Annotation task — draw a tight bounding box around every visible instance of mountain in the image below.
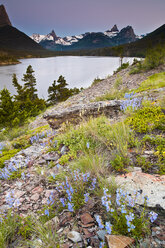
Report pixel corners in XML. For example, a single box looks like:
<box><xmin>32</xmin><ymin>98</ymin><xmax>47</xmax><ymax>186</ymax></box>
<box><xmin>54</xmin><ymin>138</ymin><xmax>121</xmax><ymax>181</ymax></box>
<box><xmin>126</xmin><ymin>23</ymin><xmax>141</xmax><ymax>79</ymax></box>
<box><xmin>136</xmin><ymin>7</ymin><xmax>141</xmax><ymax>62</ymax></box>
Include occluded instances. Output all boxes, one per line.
<box><xmin>67</xmin><ymin>24</ymin><xmax>165</xmax><ymax>57</ymax></box>
<box><xmin>31</xmin><ymin>25</ymin><xmax>139</xmax><ymax>51</ymax></box>
<box><xmin>0</xmin><ymin>4</ymin><xmax>12</xmax><ymax>27</ymax></box>
<box><xmin>0</xmin><ymin>5</ymin><xmax>53</xmax><ymax>57</ymax></box>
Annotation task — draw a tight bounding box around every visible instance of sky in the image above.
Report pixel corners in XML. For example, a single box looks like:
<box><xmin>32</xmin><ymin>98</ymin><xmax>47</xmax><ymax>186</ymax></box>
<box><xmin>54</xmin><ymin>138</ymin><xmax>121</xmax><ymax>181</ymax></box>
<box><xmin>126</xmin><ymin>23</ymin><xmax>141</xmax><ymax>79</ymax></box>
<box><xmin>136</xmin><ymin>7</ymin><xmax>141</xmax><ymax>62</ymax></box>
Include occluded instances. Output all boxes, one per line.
<box><xmin>1</xmin><ymin>0</ymin><xmax>165</xmax><ymax>37</ymax></box>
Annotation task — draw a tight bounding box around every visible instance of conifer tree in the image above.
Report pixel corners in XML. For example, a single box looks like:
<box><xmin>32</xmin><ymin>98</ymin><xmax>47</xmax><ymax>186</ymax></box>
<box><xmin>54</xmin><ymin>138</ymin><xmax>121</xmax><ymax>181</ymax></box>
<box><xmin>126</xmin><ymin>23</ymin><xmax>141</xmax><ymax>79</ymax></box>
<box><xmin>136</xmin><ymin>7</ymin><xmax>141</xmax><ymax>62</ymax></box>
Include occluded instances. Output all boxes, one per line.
<box><xmin>0</xmin><ymin>89</ymin><xmax>14</xmax><ymax>127</ymax></box>
<box><xmin>12</xmin><ymin>74</ymin><xmax>26</xmax><ymax>102</ymax></box>
<box><xmin>57</xmin><ymin>75</ymin><xmax>70</xmax><ymax>102</ymax></box>
<box><xmin>22</xmin><ymin>65</ymin><xmax>38</xmax><ymax>101</ymax></box>
<box><xmin>47</xmin><ymin>80</ymin><xmax>58</xmax><ymax>105</ymax></box>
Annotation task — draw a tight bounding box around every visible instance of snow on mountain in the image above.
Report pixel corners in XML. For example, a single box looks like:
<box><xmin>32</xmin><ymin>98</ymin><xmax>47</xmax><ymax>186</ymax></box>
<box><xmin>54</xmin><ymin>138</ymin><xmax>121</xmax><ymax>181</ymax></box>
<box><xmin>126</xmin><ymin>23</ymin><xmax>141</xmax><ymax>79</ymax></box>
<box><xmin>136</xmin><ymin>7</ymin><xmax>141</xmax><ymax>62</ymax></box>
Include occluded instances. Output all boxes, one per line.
<box><xmin>30</xmin><ymin>25</ymin><xmax>142</xmax><ymax>46</ymax></box>
<box><xmin>30</xmin><ymin>34</ymin><xmax>46</xmax><ymax>43</ymax></box>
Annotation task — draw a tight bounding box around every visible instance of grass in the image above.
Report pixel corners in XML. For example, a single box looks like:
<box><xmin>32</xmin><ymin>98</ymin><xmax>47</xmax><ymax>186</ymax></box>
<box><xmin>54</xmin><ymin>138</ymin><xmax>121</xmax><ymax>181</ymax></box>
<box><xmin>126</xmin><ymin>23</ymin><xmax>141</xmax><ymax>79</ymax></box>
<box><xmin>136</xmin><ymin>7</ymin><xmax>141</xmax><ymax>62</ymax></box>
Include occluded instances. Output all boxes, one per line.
<box><xmin>134</xmin><ymin>72</ymin><xmax>165</xmax><ymax>93</ymax></box>
<box><xmin>51</xmin><ymin>116</ymin><xmax>138</xmax><ymax>172</ymax></box>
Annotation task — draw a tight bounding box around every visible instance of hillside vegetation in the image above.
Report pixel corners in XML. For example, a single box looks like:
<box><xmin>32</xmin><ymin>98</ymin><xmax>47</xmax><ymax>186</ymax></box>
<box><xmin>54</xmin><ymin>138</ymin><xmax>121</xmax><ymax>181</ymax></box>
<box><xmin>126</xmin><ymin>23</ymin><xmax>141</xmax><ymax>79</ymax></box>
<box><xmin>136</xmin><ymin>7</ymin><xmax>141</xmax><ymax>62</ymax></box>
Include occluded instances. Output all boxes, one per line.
<box><xmin>0</xmin><ymin>44</ymin><xmax>165</xmax><ymax>248</ymax></box>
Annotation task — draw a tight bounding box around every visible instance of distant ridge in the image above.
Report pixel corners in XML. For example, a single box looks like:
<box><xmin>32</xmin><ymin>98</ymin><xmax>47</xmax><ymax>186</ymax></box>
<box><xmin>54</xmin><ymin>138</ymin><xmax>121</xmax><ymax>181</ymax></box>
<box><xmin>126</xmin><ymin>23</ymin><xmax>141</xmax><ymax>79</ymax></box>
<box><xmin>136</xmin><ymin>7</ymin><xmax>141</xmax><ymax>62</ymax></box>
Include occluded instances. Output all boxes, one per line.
<box><xmin>0</xmin><ymin>5</ymin><xmax>12</xmax><ymax>27</ymax></box>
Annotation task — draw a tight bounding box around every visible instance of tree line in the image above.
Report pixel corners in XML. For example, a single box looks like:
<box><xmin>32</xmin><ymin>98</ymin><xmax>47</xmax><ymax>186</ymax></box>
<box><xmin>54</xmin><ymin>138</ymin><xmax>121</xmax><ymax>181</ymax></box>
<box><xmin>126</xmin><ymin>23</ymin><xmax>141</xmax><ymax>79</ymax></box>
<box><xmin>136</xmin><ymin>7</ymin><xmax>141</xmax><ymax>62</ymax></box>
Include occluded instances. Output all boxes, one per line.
<box><xmin>0</xmin><ymin>65</ymin><xmax>82</xmax><ymax>128</ymax></box>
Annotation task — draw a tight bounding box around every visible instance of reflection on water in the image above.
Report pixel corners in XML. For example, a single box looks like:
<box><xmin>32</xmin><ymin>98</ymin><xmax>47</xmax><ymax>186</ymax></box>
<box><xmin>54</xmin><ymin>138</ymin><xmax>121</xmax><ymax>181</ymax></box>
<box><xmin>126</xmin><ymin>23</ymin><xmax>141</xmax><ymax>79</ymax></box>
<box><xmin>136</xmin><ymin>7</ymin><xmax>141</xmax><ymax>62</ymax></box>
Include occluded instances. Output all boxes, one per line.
<box><xmin>0</xmin><ymin>56</ymin><xmax>134</xmax><ymax>99</ymax></box>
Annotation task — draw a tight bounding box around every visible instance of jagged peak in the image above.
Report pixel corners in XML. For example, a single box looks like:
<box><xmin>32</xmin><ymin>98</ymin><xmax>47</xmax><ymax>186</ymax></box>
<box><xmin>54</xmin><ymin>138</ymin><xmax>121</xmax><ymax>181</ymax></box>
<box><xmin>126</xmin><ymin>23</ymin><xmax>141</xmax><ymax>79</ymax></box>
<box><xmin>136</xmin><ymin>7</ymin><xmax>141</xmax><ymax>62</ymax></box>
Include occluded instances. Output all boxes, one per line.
<box><xmin>0</xmin><ymin>4</ymin><xmax>12</xmax><ymax>27</ymax></box>
<box><xmin>110</xmin><ymin>24</ymin><xmax>119</xmax><ymax>32</ymax></box>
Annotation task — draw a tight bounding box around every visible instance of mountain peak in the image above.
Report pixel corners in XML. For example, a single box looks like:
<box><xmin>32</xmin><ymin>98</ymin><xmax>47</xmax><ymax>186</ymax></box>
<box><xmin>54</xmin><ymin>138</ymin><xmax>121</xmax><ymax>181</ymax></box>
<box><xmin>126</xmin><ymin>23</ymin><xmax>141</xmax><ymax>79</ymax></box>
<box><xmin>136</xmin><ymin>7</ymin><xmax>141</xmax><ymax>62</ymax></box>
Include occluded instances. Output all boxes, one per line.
<box><xmin>111</xmin><ymin>24</ymin><xmax>119</xmax><ymax>32</ymax></box>
<box><xmin>0</xmin><ymin>5</ymin><xmax>12</xmax><ymax>27</ymax></box>
<box><xmin>49</xmin><ymin>29</ymin><xmax>58</xmax><ymax>40</ymax></box>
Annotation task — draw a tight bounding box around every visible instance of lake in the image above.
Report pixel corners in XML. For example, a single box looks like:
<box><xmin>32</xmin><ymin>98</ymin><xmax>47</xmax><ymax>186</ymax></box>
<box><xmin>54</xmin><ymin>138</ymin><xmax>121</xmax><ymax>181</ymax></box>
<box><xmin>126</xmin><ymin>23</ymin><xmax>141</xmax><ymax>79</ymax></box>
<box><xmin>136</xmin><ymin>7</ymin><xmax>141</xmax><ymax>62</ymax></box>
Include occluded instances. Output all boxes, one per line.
<box><xmin>0</xmin><ymin>56</ymin><xmax>135</xmax><ymax>99</ymax></box>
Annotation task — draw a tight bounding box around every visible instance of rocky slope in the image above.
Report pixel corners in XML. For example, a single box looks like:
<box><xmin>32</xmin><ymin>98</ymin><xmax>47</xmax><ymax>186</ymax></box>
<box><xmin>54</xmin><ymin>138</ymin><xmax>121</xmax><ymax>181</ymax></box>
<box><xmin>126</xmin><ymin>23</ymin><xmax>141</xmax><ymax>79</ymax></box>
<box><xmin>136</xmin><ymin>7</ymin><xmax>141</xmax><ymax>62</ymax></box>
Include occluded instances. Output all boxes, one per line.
<box><xmin>0</xmin><ymin>64</ymin><xmax>165</xmax><ymax>247</ymax></box>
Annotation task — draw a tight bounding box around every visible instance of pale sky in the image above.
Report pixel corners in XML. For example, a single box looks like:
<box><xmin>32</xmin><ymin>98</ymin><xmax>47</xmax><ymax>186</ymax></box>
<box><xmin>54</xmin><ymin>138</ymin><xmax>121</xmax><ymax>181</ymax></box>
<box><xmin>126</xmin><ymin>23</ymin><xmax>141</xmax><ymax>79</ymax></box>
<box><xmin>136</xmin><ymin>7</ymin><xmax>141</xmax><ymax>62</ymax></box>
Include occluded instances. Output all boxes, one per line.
<box><xmin>1</xmin><ymin>0</ymin><xmax>165</xmax><ymax>36</ymax></box>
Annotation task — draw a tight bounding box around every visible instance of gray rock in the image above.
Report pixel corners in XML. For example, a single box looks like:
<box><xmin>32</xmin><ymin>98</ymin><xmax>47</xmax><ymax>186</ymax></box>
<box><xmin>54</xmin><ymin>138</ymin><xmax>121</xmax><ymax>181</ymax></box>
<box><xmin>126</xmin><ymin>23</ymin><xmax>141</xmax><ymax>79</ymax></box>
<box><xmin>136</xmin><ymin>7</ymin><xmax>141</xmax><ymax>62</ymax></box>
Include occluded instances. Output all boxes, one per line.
<box><xmin>109</xmin><ymin>171</ymin><xmax>165</xmax><ymax>210</ymax></box>
<box><xmin>68</xmin><ymin>231</ymin><xmax>82</xmax><ymax>243</ymax></box>
<box><xmin>97</xmin><ymin>229</ymin><xmax>107</xmax><ymax>241</ymax></box>
<box><xmin>44</xmin><ymin>100</ymin><xmax>121</xmax><ymax>129</ymax></box>
<box><xmin>61</xmin><ymin>146</ymin><xmax>67</xmax><ymax>155</ymax></box>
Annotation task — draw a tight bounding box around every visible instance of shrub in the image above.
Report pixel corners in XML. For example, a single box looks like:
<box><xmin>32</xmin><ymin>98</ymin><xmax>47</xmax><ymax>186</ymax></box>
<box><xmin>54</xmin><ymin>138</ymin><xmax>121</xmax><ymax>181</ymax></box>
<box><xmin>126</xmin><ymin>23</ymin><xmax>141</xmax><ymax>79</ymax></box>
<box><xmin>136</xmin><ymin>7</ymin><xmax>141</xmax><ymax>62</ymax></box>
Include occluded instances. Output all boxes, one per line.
<box><xmin>127</xmin><ymin>105</ymin><xmax>165</xmax><ymax>133</ymax></box>
<box><xmin>114</xmin><ymin>62</ymin><xmax>129</xmax><ymax>74</ymax></box>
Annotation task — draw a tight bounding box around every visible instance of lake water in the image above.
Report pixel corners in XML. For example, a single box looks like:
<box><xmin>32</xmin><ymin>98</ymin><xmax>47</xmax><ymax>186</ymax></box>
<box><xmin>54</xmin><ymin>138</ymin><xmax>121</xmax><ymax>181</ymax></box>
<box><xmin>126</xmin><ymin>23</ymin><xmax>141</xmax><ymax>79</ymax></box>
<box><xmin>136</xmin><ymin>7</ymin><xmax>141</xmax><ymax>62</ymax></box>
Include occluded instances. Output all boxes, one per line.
<box><xmin>0</xmin><ymin>56</ymin><xmax>135</xmax><ymax>99</ymax></box>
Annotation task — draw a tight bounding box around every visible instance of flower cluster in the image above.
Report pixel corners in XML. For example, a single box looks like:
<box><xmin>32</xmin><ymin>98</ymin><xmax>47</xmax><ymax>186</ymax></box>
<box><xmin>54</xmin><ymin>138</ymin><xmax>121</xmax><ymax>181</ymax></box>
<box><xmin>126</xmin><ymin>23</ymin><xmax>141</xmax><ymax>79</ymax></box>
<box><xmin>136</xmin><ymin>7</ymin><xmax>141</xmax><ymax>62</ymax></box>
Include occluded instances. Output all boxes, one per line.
<box><xmin>44</xmin><ymin>191</ymin><xmax>55</xmax><ymax>217</ymax></box>
<box><xmin>0</xmin><ymin>157</ymin><xmax>30</xmax><ymax>180</ymax></box>
<box><xmin>149</xmin><ymin>211</ymin><xmax>158</xmax><ymax>223</ymax></box>
<box><xmin>30</xmin><ymin>130</ymin><xmax>56</xmax><ymax>146</ymax></box>
<box><xmin>120</xmin><ymin>93</ymin><xmax>142</xmax><ymax>112</ymax></box>
<box><xmin>49</xmin><ymin>170</ymin><xmax>96</xmax><ymax>214</ymax></box>
<box><xmin>98</xmin><ymin>187</ymin><xmax>158</xmax><ymax>236</ymax></box>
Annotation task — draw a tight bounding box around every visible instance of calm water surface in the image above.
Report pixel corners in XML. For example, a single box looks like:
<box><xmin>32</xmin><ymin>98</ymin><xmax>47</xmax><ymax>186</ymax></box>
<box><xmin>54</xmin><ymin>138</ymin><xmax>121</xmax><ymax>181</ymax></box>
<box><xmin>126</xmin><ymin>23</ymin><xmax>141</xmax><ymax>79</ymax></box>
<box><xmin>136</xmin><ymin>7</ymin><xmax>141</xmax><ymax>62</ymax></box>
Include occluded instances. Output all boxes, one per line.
<box><xmin>0</xmin><ymin>56</ymin><xmax>134</xmax><ymax>99</ymax></box>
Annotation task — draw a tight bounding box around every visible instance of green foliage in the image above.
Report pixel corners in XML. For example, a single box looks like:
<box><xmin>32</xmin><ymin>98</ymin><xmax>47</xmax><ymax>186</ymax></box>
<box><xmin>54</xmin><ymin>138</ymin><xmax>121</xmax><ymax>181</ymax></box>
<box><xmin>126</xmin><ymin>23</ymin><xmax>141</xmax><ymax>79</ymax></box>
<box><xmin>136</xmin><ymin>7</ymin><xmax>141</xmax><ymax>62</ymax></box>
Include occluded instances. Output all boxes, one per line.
<box><xmin>129</xmin><ymin>45</ymin><xmax>165</xmax><ymax>74</ymax></box>
<box><xmin>136</xmin><ymin>156</ymin><xmax>152</xmax><ymax>172</ymax></box>
<box><xmin>0</xmin><ymin>66</ymin><xmax>46</xmax><ymax>129</ymax></box>
<box><xmin>22</xmin><ymin>65</ymin><xmax>38</xmax><ymax>101</ymax></box>
<box><xmin>71</xmin><ymin>152</ymin><xmax>108</xmax><ymax>177</ymax></box>
<box><xmin>141</xmin><ymin>135</ymin><xmax>165</xmax><ymax>174</ymax></box>
<box><xmin>127</xmin><ymin>105</ymin><xmax>165</xmax><ymax>133</ymax></box>
<box><xmin>144</xmin><ymin>45</ymin><xmax>165</xmax><ymax>70</ymax></box>
<box><xmin>129</xmin><ymin>61</ymin><xmax>143</xmax><ymax>74</ymax></box>
<box><xmin>134</xmin><ymin>72</ymin><xmax>165</xmax><ymax>93</ymax></box>
<box><xmin>47</xmin><ymin>75</ymin><xmax>81</xmax><ymax>106</ymax></box>
<box><xmin>91</xmin><ymin>77</ymin><xmax>103</xmax><ymax>86</ymax></box>
<box><xmin>114</xmin><ymin>62</ymin><xmax>129</xmax><ymax>74</ymax></box>
<box><xmin>52</xmin><ymin>117</ymin><xmax>137</xmax><ymax>172</ymax></box>
<box><xmin>0</xmin><ymin>211</ymin><xmax>20</xmax><ymax>248</ymax></box>
<box><xmin>111</xmin><ymin>154</ymin><xmax>130</xmax><ymax>172</ymax></box>
<box><xmin>0</xmin><ymin>89</ymin><xmax>14</xmax><ymax>128</ymax></box>
<box><xmin>101</xmin><ymin>189</ymin><xmax>151</xmax><ymax>239</ymax></box>
<box><xmin>95</xmin><ymin>87</ymin><xmax>127</xmax><ymax>101</ymax></box>
<box><xmin>0</xmin><ymin>149</ymin><xmax>20</xmax><ymax>168</ymax></box>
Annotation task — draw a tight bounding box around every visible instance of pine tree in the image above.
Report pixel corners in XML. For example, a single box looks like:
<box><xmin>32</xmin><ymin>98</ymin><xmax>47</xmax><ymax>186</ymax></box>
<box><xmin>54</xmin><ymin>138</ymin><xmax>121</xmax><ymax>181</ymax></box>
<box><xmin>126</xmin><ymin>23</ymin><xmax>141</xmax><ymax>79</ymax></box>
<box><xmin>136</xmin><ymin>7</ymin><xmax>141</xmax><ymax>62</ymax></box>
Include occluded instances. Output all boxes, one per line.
<box><xmin>12</xmin><ymin>74</ymin><xmax>27</xmax><ymax>102</ymax></box>
<box><xmin>22</xmin><ymin>65</ymin><xmax>38</xmax><ymax>101</ymax></box>
<box><xmin>0</xmin><ymin>89</ymin><xmax>14</xmax><ymax>127</ymax></box>
<box><xmin>47</xmin><ymin>80</ymin><xmax>59</xmax><ymax>105</ymax></box>
<box><xmin>57</xmin><ymin>75</ymin><xmax>70</xmax><ymax>102</ymax></box>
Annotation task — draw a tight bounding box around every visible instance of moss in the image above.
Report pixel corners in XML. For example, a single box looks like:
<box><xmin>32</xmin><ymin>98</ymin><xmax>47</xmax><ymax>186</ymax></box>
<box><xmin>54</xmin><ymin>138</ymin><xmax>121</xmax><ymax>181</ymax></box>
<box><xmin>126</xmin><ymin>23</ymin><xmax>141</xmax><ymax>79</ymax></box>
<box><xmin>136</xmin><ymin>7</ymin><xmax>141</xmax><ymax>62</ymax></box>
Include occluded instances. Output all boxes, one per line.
<box><xmin>0</xmin><ymin>149</ymin><xmax>20</xmax><ymax>168</ymax></box>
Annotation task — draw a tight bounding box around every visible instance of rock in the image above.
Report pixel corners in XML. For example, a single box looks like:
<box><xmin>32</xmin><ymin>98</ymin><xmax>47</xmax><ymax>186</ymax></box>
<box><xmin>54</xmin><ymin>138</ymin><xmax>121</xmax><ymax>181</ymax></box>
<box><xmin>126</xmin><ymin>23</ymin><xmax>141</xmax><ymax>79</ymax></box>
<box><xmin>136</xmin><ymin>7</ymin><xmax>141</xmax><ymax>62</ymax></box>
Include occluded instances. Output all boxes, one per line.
<box><xmin>42</xmin><ymin>152</ymin><xmax>59</xmax><ymax>161</ymax></box>
<box><xmin>60</xmin><ymin>212</ymin><xmax>73</xmax><ymax>226</ymax></box>
<box><xmin>90</xmin><ymin>235</ymin><xmax>100</xmax><ymax>247</ymax></box>
<box><xmin>127</xmin><ymin>166</ymin><xmax>142</xmax><ymax>173</ymax></box>
<box><xmin>61</xmin><ymin>146</ymin><xmax>67</xmax><ymax>155</ymax></box>
<box><xmin>80</xmin><ymin>213</ymin><xmax>94</xmax><ymax>225</ymax></box>
<box><xmin>31</xmin><ymin>193</ymin><xmax>40</xmax><ymax>201</ymax></box>
<box><xmin>45</xmin><ymin>216</ymin><xmax>59</xmax><ymax>229</ymax></box>
<box><xmin>44</xmin><ymin>100</ymin><xmax>121</xmax><ymax>129</ymax></box>
<box><xmin>109</xmin><ymin>172</ymin><xmax>165</xmax><ymax>210</ymax></box>
<box><xmin>97</xmin><ymin>230</ymin><xmax>107</xmax><ymax>241</ymax></box>
<box><xmin>105</xmin><ymin>235</ymin><xmax>135</xmax><ymax>248</ymax></box>
<box><xmin>144</xmin><ymin>150</ymin><xmax>155</xmax><ymax>155</ymax></box>
<box><xmin>83</xmin><ymin>228</ymin><xmax>95</xmax><ymax>238</ymax></box>
<box><xmin>32</xmin><ymin>186</ymin><xmax>43</xmax><ymax>194</ymax></box>
<box><xmin>68</xmin><ymin>231</ymin><xmax>82</xmax><ymax>243</ymax></box>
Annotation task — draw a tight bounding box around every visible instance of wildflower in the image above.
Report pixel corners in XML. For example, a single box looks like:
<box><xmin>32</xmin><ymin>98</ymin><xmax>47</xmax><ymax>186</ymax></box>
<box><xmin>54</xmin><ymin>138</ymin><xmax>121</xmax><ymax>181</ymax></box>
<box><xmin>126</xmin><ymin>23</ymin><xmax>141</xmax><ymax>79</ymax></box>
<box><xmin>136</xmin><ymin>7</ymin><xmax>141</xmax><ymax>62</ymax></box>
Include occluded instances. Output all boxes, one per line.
<box><xmin>84</xmin><ymin>193</ymin><xmax>89</xmax><ymax>203</ymax></box>
<box><xmin>45</xmin><ymin>209</ymin><xmax>49</xmax><ymax>216</ymax></box>
<box><xmin>149</xmin><ymin>211</ymin><xmax>158</xmax><ymax>223</ymax></box>
<box><xmin>96</xmin><ymin>215</ymin><xmax>104</xmax><ymax>229</ymax></box>
<box><xmin>68</xmin><ymin>202</ymin><xmax>74</xmax><ymax>212</ymax></box>
<box><xmin>86</xmin><ymin>142</ymin><xmax>90</xmax><ymax>149</ymax></box>
<box><xmin>60</xmin><ymin>198</ymin><xmax>65</xmax><ymax>207</ymax></box>
<box><xmin>105</xmin><ymin>222</ymin><xmax>112</xmax><ymax>235</ymax></box>
<box><xmin>99</xmin><ymin>242</ymin><xmax>105</xmax><ymax>248</ymax></box>
<box><xmin>21</xmin><ymin>172</ymin><xmax>26</xmax><ymax>180</ymax></box>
